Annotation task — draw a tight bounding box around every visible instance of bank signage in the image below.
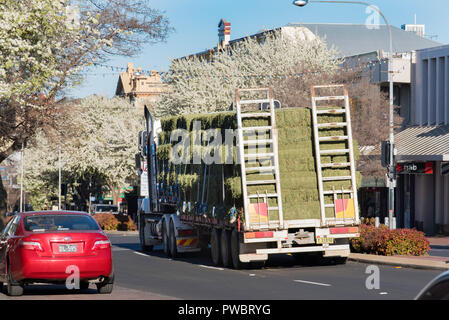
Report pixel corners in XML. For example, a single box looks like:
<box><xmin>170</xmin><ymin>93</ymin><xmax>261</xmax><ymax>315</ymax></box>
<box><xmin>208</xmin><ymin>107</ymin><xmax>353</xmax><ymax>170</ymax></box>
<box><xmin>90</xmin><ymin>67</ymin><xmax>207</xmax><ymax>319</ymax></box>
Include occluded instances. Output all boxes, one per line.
<box><xmin>396</xmin><ymin>162</ymin><xmax>434</xmax><ymax>175</ymax></box>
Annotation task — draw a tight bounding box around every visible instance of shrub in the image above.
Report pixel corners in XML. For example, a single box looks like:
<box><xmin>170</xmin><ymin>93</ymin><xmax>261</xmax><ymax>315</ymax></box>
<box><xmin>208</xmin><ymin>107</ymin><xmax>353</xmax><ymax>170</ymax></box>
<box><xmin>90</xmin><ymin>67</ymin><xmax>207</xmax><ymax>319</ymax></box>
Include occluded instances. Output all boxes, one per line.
<box><xmin>93</xmin><ymin>213</ymin><xmax>120</xmax><ymax>231</ymax></box>
<box><xmin>117</xmin><ymin>215</ymin><xmax>137</xmax><ymax>231</ymax></box>
<box><xmin>350</xmin><ymin>224</ymin><xmax>430</xmax><ymax>256</ymax></box>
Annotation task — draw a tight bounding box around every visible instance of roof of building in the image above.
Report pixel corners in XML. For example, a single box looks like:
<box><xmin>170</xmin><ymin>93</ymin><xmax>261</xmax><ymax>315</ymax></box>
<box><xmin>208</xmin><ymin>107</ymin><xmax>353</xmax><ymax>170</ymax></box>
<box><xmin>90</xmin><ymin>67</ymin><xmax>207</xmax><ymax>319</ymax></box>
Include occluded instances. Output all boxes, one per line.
<box><xmin>286</xmin><ymin>23</ymin><xmax>442</xmax><ymax>57</ymax></box>
<box><xmin>396</xmin><ymin>125</ymin><xmax>449</xmax><ymax>161</ymax></box>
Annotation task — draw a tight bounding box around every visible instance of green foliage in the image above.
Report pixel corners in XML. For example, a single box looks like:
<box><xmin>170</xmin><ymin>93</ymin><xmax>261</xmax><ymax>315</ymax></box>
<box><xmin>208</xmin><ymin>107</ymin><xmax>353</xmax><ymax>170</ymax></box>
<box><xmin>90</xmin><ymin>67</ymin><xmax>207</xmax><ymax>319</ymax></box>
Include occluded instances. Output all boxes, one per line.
<box><xmin>350</xmin><ymin>224</ymin><xmax>430</xmax><ymax>256</ymax></box>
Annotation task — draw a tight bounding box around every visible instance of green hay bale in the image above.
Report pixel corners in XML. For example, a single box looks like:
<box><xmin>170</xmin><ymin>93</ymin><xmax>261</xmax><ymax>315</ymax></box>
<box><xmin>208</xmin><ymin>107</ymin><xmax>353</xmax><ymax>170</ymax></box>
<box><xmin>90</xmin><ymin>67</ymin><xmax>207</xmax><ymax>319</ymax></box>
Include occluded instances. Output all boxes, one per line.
<box><xmin>158</xmin><ymin>107</ymin><xmax>361</xmax><ymax>222</ymax></box>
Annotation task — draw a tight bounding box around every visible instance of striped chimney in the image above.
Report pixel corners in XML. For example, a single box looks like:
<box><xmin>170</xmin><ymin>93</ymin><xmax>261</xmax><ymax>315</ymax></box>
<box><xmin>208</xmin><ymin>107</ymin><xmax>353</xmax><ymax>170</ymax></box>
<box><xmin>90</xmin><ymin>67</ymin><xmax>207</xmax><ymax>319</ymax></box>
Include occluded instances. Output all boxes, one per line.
<box><xmin>218</xmin><ymin>18</ymin><xmax>231</xmax><ymax>48</ymax></box>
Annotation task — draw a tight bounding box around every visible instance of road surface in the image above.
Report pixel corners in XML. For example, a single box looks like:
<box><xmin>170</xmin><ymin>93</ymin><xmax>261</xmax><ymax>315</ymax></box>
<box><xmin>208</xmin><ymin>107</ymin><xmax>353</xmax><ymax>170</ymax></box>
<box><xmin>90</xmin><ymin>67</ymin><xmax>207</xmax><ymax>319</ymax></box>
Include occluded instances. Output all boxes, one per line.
<box><xmin>0</xmin><ymin>233</ymin><xmax>441</xmax><ymax>300</ymax></box>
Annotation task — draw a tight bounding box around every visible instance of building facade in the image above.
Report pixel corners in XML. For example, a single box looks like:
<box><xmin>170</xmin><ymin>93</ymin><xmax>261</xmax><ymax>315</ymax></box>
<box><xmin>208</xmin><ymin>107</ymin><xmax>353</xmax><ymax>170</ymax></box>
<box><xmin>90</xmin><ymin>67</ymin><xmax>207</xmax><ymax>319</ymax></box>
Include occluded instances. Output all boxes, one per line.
<box><xmin>115</xmin><ymin>62</ymin><xmax>167</xmax><ymax>113</ymax></box>
<box><xmin>395</xmin><ymin>44</ymin><xmax>449</xmax><ymax>235</ymax></box>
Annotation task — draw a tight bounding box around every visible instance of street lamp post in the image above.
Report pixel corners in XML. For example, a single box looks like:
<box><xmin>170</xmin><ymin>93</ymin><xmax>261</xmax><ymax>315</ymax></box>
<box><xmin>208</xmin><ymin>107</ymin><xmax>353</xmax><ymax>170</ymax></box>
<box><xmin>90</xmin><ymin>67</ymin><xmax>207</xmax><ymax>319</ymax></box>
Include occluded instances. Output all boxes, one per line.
<box><xmin>293</xmin><ymin>0</ymin><xmax>395</xmax><ymax>229</ymax></box>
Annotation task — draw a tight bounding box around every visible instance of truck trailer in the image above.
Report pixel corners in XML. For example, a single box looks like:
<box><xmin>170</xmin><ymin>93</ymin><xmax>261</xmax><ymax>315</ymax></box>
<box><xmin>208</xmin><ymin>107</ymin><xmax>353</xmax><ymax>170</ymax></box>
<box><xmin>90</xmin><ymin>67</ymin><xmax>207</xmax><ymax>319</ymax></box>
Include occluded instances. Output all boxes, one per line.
<box><xmin>136</xmin><ymin>85</ymin><xmax>360</xmax><ymax>268</ymax></box>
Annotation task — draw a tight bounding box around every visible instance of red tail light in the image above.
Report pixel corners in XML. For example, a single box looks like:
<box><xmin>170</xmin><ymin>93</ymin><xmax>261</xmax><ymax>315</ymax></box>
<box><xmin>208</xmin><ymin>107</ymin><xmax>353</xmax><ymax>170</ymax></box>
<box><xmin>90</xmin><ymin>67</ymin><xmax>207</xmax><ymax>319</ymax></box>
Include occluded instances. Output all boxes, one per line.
<box><xmin>20</xmin><ymin>241</ymin><xmax>43</xmax><ymax>251</ymax></box>
<box><xmin>177</xmin><ymin>229</ymin><xmax>195</xmax><ymax>237</ymax></box>
<box><xmin>330</xmin><ymin>227</ymin><xmax>359</xmax><ymax>234</ymax></box>
<box><xmin>245</xmin><ymin>231</ymin><xmax>274</xmax><ymax>239</ymax></box>
<box><xmin>92</xmin><ymin>240</ymin><xmax>111</xmax><ymax>250</ymax></box>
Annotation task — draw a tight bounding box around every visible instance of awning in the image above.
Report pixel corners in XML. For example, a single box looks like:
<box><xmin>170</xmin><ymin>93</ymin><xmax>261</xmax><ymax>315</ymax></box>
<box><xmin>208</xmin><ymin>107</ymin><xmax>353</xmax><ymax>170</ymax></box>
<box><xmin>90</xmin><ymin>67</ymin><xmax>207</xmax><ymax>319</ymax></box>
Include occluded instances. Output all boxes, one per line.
<box><xmin>395</xmin><ymin>125</ymin><xmax>449</xmax><ymax>161</ymax></box>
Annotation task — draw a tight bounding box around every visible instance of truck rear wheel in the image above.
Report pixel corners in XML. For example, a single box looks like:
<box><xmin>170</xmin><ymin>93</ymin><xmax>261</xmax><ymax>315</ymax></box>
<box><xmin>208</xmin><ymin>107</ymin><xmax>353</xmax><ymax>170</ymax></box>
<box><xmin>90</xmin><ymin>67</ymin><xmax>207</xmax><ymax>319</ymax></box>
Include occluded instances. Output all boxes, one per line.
<box><xmin>162</xmin><ymin>221</ymin><xmax>170</xmax><ymax>256</ymax></box>
<box><xmin>169</xmin><ymin>220</ymin><xmax>178</xmax><ymax>258</ymax></box>
<box><xmin>220</xmin><ymin>229</ymin><xmax>232</xmax><ymax>268</ymax></box>
<box><xmin>139</xmin><ymin>215</ymin><xmax>153</xmax><ymax>252</ymax></box>
<box><xmin>210</xmin><ymin>228</ymin><xmax>222</xmax><ymax>266</ymax></box>
<box><xmin>231</xmin><ymin>229</ymin><xmax>249</xmax><ymax>270</ymax></box>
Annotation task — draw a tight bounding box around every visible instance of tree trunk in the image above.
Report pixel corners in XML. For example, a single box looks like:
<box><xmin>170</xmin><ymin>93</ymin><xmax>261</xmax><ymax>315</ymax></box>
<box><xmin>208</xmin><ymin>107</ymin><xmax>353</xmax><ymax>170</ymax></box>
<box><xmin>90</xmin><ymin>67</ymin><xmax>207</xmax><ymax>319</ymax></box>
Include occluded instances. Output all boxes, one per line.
<box><xmin>111</xmin><ymin>186</ymin><xmax>120</xmax><ymax>206</ymax></box>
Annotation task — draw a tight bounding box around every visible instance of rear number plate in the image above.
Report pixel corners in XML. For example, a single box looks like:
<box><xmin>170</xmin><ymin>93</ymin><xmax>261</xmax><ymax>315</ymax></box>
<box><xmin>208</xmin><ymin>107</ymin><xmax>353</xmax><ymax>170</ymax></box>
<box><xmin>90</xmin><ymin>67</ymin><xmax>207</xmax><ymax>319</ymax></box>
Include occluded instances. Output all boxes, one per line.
<box><xmin>59</xmin><ymin>244</ymin><xmax>77</xmax><ymax>253</ymax></box>
<box><xmin>316</xmin><ymin>236</ymin><xmax>334</xmax><ymax>244</ymax></box>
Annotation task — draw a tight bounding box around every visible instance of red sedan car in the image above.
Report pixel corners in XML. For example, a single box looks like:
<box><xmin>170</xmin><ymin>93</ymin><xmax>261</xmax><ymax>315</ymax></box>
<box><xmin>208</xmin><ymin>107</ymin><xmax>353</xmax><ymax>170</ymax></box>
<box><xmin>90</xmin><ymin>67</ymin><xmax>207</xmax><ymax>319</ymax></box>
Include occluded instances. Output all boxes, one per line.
<box><xmin>0</xmin><ymin>211</ymin><xmax>114</xmax><ymax>296</ymax></box>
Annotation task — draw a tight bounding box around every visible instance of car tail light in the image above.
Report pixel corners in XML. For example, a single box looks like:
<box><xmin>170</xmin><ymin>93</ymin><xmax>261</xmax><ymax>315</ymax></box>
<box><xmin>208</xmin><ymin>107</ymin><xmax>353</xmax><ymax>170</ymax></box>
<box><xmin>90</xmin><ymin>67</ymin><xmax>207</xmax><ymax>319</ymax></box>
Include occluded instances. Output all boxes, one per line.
<box><xmin>177</xmin><ymin>229</ymin><xmax>195</xmax><ymax>237</ymax></box>
<box><xmin>330</xmin><ymin>227</ymin><xmax>359</xmax><ymax>234</ymax></box>
<box><xmin>92</xmin><ymin>240</ymin><xmax>111</xmax><ymax>250</ymax></box>
<box><xmin>245</xmin><ymin>231</ymin><xmax>274</xmax><ymax>239</ymax></box>
<box><xmin>20</xmin><ymin>241</ymin><xmax>43</xmax><ymax>251</ymax></box>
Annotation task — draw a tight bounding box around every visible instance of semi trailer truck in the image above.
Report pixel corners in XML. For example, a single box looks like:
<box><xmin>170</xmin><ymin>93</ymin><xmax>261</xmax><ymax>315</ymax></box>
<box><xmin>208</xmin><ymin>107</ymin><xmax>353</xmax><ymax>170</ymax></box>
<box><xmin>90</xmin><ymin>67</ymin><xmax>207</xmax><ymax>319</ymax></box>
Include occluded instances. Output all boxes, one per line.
<box><xmin>136</xmin><ymin>85</ymin><xmax>360</xmax><ymax>268</ymax></box>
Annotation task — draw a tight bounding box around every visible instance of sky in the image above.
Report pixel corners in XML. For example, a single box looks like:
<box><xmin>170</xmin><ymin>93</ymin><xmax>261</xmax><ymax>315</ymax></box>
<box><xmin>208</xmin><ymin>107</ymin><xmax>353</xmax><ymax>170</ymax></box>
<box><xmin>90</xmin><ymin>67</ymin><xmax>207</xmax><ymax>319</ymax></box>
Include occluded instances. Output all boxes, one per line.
<box><xmin>68</xmin><ymin>0</ymin><xmax>449</xmax><ymax>99</ymax></box>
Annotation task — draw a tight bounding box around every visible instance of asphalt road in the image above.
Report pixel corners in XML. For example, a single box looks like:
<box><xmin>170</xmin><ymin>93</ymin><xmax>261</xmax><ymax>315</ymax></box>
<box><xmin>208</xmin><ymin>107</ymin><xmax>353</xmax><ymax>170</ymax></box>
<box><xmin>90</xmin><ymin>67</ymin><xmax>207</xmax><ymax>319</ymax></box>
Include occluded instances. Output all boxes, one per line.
<box><xmin>108</xmin><ymin>234</ymin><xmax>440</xmax><ymax>300</ymax></box>
<box><xmin>0</xmin><ymin>233</ymin><xmax>442</xmax><ymax>300</ymax></box>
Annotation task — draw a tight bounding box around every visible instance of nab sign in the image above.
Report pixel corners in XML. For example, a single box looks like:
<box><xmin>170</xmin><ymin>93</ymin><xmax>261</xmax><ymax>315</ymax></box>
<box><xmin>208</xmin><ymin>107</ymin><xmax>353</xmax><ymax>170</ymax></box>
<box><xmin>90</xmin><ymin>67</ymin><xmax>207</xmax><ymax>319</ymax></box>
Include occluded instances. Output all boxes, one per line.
<box><xmin>396</xmin><ymin>162</ymin><xmax>434</xmax><ymax>175</ymax></box>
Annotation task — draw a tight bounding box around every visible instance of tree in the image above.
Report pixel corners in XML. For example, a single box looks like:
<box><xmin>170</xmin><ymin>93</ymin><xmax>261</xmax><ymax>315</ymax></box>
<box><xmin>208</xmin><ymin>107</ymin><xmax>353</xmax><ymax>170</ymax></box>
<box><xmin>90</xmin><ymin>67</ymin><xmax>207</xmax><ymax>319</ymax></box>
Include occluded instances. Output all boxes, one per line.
<box><xmin>153</xmin><ymin>27</ymin><xmax>394</xmax><ymax>180</ymax></box>
<box><xmin>23</xmin><ymin>95</ymin><xmax>143</xmax><ymax>210</ymax></box>
<box><xmin>0</xmin><ymin>0</ymin><xmax>172</xmax><ymax>223</ymax></box>
<box><xmin>155</xmin><ymin>27</ymin><xmax>340</xmax><ymax>116</ymax></box>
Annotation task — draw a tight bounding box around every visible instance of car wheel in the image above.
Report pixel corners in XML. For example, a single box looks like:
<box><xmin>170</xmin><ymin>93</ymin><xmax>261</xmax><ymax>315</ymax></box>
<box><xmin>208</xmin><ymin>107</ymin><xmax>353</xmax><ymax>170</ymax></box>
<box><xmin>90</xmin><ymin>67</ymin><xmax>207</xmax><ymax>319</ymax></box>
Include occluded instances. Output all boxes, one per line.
<box><xmin>96</xmin><ymin>282</ymin><xmax>113</xmax><ymax>294</ymax></box>
<box><xmin>96</xmin><ymin>275</ymin><xmax>114</xmax><ymax>294</ymax></box>
<box><xmin>7</xmin><ymin>265</ymin><xmax>23</xmax><ymax>297</ymax></box>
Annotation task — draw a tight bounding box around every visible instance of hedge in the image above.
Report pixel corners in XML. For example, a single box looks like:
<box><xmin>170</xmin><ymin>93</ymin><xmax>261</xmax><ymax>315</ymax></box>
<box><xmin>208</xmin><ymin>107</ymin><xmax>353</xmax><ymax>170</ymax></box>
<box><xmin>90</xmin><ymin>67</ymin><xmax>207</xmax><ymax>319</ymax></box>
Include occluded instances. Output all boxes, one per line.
<box><xmin>350</xmin><ymin>224</ymin><xmax>430</xmax><ymax>256</ymax></box>
<box><xmin>93</xmin><ymin>213</ymin><xmax>137</xmax><ymax>231</ymax></box>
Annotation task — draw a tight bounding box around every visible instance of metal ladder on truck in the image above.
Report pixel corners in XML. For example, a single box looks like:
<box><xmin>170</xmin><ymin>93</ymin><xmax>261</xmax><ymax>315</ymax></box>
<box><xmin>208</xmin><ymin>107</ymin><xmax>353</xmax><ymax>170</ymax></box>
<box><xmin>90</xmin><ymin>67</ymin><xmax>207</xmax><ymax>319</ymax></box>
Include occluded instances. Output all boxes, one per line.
<box><xmin>235</xmin><ymin>87</ymin><xmax>283</xmax><ymax>231</ymax></box>
<box><xmin>310</xmin><ymin>84</ymin><xmax>359</xmax><ymax>226</ymax></box>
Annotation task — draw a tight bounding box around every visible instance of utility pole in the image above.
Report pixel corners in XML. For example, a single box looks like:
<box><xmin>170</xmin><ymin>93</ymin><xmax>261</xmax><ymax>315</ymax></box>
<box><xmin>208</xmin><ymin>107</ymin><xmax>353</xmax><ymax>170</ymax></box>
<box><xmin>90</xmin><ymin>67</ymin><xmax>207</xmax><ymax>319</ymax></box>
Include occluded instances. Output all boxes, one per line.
<box><xmin>58</xmin><ymin>145</ymin><xmax>61</xmax><ymax>210</ymax></box>
<box><xmin>20</xmin><ymin>142</ymin><xmax>24</xmax><ymax>212</ymax></box>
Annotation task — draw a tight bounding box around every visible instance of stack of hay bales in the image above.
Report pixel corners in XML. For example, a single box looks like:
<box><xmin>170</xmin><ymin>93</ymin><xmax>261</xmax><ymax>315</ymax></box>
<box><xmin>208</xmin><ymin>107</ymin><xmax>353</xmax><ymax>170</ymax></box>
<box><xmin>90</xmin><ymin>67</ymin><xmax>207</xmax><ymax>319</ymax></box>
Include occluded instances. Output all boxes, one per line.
<box><xmin>156</xmin><ymin>107</ymin><xmax>360</xmax><ymax>222</ymax></box>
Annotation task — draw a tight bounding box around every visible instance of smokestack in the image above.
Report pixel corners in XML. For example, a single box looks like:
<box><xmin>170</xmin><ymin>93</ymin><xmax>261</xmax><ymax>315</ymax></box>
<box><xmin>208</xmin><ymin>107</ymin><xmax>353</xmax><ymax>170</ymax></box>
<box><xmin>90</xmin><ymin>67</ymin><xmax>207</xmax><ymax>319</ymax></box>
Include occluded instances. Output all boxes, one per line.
<box><xmin>218</xmin><ymin>19</ymin><xmax>231</xmax><ymax>48</ymax></box>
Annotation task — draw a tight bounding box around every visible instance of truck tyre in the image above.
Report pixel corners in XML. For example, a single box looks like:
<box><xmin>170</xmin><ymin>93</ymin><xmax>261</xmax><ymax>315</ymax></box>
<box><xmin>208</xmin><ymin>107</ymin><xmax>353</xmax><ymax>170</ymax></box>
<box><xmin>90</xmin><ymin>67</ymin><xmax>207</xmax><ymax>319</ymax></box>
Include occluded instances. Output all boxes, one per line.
<box><xmin>210</xmin><ymin>228</ymin><xmax>222</xmax><ymax>266</ymax></box>
<box><xmin>162</xmin><ymin>221</ymin><xmax>170</xmax><ymax>256</ymax></box>
<box><xmin>139</xmin><ymin>214</ymin><xmax>153</xmax><ymax>252</ymax></box>
<box><xmin>169</xmin><ymin>220</ymin><xmax>178</xmax><ymax>258</ymax></box>
<box><xmin>220</xmin><ymin>229</ymin><xmax>232</xmax><ymax>268</ymax></box>
<box><xmin>230</xmin><ymin>229</ymin><xmax>248</xmax><ymax>270</ymax></box>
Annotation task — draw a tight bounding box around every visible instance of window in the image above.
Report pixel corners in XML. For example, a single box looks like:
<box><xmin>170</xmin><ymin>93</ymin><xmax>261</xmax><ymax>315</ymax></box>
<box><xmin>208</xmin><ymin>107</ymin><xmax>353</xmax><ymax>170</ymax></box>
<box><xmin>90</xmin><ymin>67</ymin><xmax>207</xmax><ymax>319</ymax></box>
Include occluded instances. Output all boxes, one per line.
<box><xmin>2</xmin><ymin>215</ymin><xmax>20</xmax><ymax>237</ymax></box>
<box><xmin>24</xmin><ymin>215</ymin><xmax>100</xmax><ymax>232</ymax></box>
<box><xmin>1</xmin><ymin>216</ymin><xmax>16</xmax><ymax>237</ymax></box>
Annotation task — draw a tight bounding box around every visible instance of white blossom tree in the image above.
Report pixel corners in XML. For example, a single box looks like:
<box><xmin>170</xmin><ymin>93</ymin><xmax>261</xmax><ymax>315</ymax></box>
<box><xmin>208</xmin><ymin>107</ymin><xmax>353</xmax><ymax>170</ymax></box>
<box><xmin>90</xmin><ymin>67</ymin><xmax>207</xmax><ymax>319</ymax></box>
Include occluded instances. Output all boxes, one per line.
<box><xmin>0</xmin><ymin>0</ymin><xmax>172</xmax><ymax>222</ymax></box>
<box><xmin>155</xmin><ymin>27</ymin><xmax>341</xmax><ymax>116</ymax></box>
<box><xmin>24</xmin><ymin>96</ymin><xmax>143</xmax><ymax>210</ymax></box>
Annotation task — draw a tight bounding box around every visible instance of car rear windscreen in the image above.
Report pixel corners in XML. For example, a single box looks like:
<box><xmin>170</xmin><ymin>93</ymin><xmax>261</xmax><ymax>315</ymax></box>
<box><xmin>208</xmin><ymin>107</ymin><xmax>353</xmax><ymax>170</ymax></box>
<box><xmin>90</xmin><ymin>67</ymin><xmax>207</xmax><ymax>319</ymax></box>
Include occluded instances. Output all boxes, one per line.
<box><xmin>24</xmin><ymin>215</ymin><xmax>100</xmax><ymax>232</ymax></box>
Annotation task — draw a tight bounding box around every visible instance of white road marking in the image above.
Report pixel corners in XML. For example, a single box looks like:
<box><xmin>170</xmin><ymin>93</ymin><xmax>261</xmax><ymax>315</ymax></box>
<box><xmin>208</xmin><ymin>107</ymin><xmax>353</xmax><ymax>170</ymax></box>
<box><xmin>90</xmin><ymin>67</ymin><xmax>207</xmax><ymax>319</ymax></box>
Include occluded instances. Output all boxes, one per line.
<box><xmin>293</xmin><ymin>280</ymin><xmax>332</xmax><ymax>287</ymax></box>
<box><xmin>199</xmin><ymin>265</ymin><xmax>225</xmax><ymax>271</ymax></box>
<box><xmin>380</xmin><ymin>292</ymin><xmax>388</xmax><ymax>295</ymax></box>
<box><xmin>134</xmin><ymin>251</ymin><xmax>149</xmax><ymax>257</ymax></box>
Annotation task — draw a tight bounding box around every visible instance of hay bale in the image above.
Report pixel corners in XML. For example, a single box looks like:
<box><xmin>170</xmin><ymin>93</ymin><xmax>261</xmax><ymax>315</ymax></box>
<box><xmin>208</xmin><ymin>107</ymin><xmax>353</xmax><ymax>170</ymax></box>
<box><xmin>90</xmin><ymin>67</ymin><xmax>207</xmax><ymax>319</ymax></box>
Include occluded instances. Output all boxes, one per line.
<box><xmin>158</xmin><ymin>107</ymin><xmax>361</xmax><ymax>222</ymax></box>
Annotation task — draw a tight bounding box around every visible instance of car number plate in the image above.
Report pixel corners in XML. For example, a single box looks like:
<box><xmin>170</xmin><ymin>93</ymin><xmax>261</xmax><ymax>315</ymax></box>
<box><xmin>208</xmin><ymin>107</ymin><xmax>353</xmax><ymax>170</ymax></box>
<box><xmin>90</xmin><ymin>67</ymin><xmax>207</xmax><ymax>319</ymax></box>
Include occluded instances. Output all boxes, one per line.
<box><xmin>316</xmin><ymin>236</ymin><xmax>334</xmax><ymax>244</ymax></box>
<box><xmin>59</xmin><ymin>244</ymin><xmax>77</xmax><ymax>253</ymax></box>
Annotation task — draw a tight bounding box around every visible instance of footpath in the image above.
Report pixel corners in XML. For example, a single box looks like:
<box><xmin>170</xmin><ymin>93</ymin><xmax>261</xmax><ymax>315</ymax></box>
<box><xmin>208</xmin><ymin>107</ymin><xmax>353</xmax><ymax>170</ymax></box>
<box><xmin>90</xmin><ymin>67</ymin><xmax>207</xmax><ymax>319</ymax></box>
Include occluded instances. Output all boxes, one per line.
<box><xmin>349</xmin><ymin>236</ymin><xmax>449</xmax><ymax>271</ymax></box>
